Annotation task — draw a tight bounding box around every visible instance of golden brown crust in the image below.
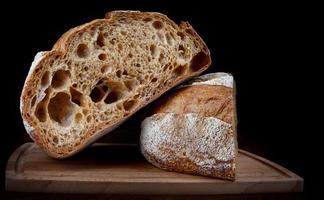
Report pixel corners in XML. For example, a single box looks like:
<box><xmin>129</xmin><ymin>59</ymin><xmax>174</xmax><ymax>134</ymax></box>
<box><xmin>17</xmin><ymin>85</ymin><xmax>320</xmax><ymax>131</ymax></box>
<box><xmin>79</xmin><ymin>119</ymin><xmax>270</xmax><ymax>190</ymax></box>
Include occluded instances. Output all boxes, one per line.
<box><xmin>20</xmin><ymin>11</ymin><xmax>211</xmax><ymax>158</ymax></box>
<box><xmin>152</xmin><ymin>85</ymin><xmax>234</xmax><ymax>124</ymax></box>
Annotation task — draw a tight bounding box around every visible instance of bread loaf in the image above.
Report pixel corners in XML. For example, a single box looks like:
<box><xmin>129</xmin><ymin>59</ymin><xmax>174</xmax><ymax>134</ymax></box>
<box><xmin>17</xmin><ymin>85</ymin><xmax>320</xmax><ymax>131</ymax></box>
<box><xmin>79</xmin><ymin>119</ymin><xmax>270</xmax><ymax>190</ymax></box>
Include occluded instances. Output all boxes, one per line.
<box><xmin>140</xmin><ymin>73</ymin><xmax>237</xmax><ymax>180</ymax></box>
<box><xmin>20</xmin><ymin>11</ymin><xmax>211</xmax><ymax>158</ymax></box>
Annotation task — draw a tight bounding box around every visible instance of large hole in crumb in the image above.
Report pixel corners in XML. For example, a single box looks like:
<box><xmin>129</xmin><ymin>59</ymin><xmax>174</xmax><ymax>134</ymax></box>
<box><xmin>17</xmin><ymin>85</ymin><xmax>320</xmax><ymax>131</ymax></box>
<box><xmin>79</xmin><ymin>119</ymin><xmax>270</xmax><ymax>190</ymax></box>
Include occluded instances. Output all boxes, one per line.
<box><xmin>189</xmin><ymin>51</ymin><xmax>210</xmax><ymax>72</ymax></box>
<box><xmin>104</xmin><ymin>91</ymin><xmax>122</xmax><ymax>104</ymax></box>
<box><xmin>90</xmin><ymin>87</ymin><xmax>105</xmax><ymax>103</ymax></box>
<box><xmin>30</xmin><ymin>96</ymin><xmax>36</xmax><ymax>108</ymax></box>
<box><xmin>76</xmin><ymin>44</ymin><xmax>89</xmax><ymax>58</ymax></box>
<box><xmin>51</xmin><ymin>70</ymin><xmax>71</xmax><ymax>89</ymax></box>
<box><xmin>35</xmin><ymin>103</ymin><xmax>47</xmax><ymax>122</ymax></box>
<box><xmin>152</xmin><ymin>21</ymin><xmax>163</xmax><ymax>29</ymax></box>
<box><xmin>70</xmin><ymin>87</ymin><xmax>84</xmax><ymax>106</ymax></box>
<box><xmin>41</xmin><ymin>71</ymin><xmax>50</xmax><ymax>87</ymax></box>
<box><xmin>123</xmin><ymin>100</ymin><xmax>137</xmax><ymax>111</ymax></box>
<box><xmin>96</xmin><ymin>32</ymin><xmax>105</xmax><ymax>47</ymax></box>
<box><xmin>116</xmin><ymin>70</ymin><xmax>122</xmax><ymax>78</ymax></box>
<box><xmin>98</xmin><ymin>53</ymin><xmax>107</xmax><ymax>61</ymax></box>
<box><xmin>48</xmin><ymin>92</ymin><xmax>75</xmax><ymax>127</ymax></box>
<box><xmin>34</xmin><ymin>88</ymin><xmax>51</xmax><ymax>122</ymax></box>
<box><xmin>173</xmin><ymin>64</ymin><xmax>188</xmax><ymax>77</ymax></box>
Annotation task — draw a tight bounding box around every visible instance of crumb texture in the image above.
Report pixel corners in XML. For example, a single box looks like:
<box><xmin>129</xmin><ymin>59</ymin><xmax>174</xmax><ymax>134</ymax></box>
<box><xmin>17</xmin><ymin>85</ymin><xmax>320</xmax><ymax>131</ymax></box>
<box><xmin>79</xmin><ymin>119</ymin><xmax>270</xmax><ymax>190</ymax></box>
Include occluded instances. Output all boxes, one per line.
<box><xmin>20</xmin><ymin>11</ymin><xmax>210</xmax><ymax>157</ymax></box>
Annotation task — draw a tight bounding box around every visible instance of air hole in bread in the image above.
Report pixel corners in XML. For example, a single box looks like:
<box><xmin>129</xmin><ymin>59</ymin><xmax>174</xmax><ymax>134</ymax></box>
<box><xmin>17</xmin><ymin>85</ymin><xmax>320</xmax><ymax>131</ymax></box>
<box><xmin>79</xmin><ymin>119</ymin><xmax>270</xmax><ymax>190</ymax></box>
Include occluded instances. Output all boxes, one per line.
<box><xmin>30</xmin><ymin>96</ymin><xmax>36</xmax><ymax>108</ymax></box>
<box><xmin>157</xmin><ymin>32</ymin><xmax>164</xmax><ymax>42</ymax></box>
<box><xmin>86</xmin><ymin>115</ymin><xmax>92</xmax><ymax>123</ymax></box>
<box><xmin>152</xmin><ymin>21</ymin><xmax>163</xmax><ymax>29</ymax></box>
<box><xmin>127</xmin><ymin>53</ymin><xmax>133</xmax><ymax>58</ymax></box>
<box><xmin>35</xmin><ymin>67</ymin><xmax>42</xmax><ymax>74</ymax></box>
<box><xmin>173</xmin><ymin>64</ymin><xmax>187</xmax><ymax>77</ymax></box>
<box><xmin>75</xmin><ymin>113</ymin><xmax>83</xmax><ymax>123</ymax></box>
<box><xmin>104</xmin><ymin>91</ymin><xmax>122</xmax><ymax>104</ymax></box>
<box><xmin>116</xmin><ymin>70</ymin><xmax>122</xmax><ymax>78</ymax></box>
<box><xmin>122</xmin><ymin>70</ymin><xmax>128</xmax><ymax>76</ymax></box>
<box><xmin>110</xmin><ymin>38</ymin><xmax>116</xmax><ymax>45</ymax></box>
<box><xmin>82</xmin><ymin>109</ymin><xmax>89</xmax><ymax>115</ymax></box>
<box><xmin>151</xmin><ymin>77</ymin><xmax>158</xmax><ymax>82</ymax></box>
<box><xmin>177</xmin><ymin>31</ymin><xmax>185</xmax><ymax>40</ymax></box>
<box><xmin>150</xmin><ymin>44</ymin><xmax>157</xmax><ymax>57</ymax></box>
<box><xmin>41</xmin><ymin>71</ymin><xmax>50</xmax><ymax>87</ymax></box>
<box><xmin>189</xmin><ymin>51</ymin><xmax>210</xmax><ymax>72</ymax></box>
<box><xmin>96</xmin><ymin>32</ymin><xmax>105</xmax><ymax>47</ymax></box>
<box><xmin>185</xmin><ymin>28</ymin><xmax>195</xmax><ymax>36</ymax></box>
<box><xmin>48</xmin><ymin>92</ymin><xmax>75</xmax><ymax>127</ymax></box>
<box><xmin>53</xmin><ymin>136</ymin><xmax>58</xmax><ymax>144</ymax></box>
<box><xmin>121</xmin><ymin>31</ymin><xmax>127</xmax><ymax>36</ymax></box>
<box><xmin>34</xmin><ymin>88</ymin><xmax>51</xmax><ymax>122</ymax></box>
<box><xmin>123</xmin><ymin>100</ymin><xmax>137</xmax><ymax>111</ymax></box>
<box><xmin>98</xmin><ymin>53</ymin><xmax>107</xmax><ymax>61</ymax></box>
<box><xmin>165</xmin><ymin>33</ymin><xmax>173</xmax><ymax>46</ymax></box>
<box><xmin>35</xmin><ymin>103</ymin><xmax>47</xmax><ymax>122</ymax></box>
<box><xmin>159</xmin><ymin>53</ymin><xmax>165</xmax><ymax>62</ymax></box>
<box><xmin>90</xmin><ymin>87</ymin><xmax>105</xmax><ymax>103</ymax></box>
<box><xmin>118</xmin><ymin>44</ymin><xmax>123</xmax><ymax>51</ymax></box>
<box><xmin>143</xmin><ymin>17</ymin><xmax>152</xmax><ymax>22</ymax></box>
<box><xmin>102</xmin><ymin>85</ymin><xmax>108</xmax><ymax>92</ymax></box>
<box><xmin>70</xmin><ymin>87</ymin><xmax>84</xmax><ymax>106</ymax></box>
<box><xmin>101</xmin><ymin>65</ymin><xmax>112</xmax><ymax>73</ymax></box>
<box><xmin>76</xmin><ymin>44</ymin><xmax>89</xmax><ymax>58</ymax></box>
<box><xmin>178</xmin><ymin>45</ymin><xmax>186</xmax><ymax>57</ymax></box>
<box><xmin>162</xmin><ymin>65</ymin><xmax>168</xmax><ymax>72</ymax></box>
<box><xmin>135</xmin><ymin>63</ymin><xmax>141</xmax><ymax>68</ymax></box>
<box><xmin>124</xmin><ymin>79</ymin><xmax>137</xmax><ymax>90</ymax></box>
<box><xmin>51</xmin><ymin>70</ymin><xmax>71</xmax><ymax>89</ymax></box>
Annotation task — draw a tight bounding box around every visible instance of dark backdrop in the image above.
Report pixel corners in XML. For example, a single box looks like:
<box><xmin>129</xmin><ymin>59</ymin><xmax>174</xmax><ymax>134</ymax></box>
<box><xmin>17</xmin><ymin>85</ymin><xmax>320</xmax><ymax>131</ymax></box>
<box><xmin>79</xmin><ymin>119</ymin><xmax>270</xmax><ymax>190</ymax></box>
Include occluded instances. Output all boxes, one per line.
<box><xmin>0</xmin><ymin>0</ymin><xmax>317</xmax><ymax>199</ymax></box>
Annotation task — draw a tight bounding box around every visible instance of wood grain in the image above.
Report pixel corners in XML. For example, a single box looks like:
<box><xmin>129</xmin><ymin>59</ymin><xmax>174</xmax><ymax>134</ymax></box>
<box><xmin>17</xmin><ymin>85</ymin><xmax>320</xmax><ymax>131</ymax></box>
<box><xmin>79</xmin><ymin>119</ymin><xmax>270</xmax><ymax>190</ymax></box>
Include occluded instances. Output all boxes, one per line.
<box><xmin>6</xmin><ymin>143</ymin><xmax>303</xmax><ymax>194</ymax></box>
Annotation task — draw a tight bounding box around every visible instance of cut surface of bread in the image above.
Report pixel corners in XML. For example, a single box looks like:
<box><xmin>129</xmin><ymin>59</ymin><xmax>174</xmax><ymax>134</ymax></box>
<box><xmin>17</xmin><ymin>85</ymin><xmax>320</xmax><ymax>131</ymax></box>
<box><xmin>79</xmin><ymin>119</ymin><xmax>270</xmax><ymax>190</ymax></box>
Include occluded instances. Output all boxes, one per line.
<box><xmin>140</xmin><ymin>73</ymin><xmax>237</xmax><ymax>180</ymax></box>
<box><xmin>20</xmin><ymin>11</ymin><xmax>211</xmax><ymax>158</ymax></box>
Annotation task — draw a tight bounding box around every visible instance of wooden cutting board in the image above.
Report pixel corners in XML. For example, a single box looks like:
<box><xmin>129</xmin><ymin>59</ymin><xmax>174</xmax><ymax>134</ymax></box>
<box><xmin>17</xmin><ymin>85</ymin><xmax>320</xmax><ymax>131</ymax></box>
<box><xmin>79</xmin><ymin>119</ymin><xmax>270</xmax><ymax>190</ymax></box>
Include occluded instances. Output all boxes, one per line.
<box><xmin>6</xmin><ymin>143</ymin><xmax>303</xmax><ymax>194</ymax></box>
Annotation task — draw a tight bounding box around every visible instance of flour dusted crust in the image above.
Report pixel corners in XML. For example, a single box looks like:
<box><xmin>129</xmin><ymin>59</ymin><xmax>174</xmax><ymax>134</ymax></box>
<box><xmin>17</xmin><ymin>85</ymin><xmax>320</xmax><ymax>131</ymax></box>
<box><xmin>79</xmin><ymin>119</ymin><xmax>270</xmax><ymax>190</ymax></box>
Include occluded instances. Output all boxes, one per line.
<box><xmin>140</xmin><ymin>113</ymin><xmax>236</xmax><ymax>180</ymax></box>
<box><xmin>20</xmin><ymin>11</ymin><xmax>211</xmax><ymax>158</ymax></box>
<box><xmin>140</xmin><ymin>73</ymin><xmax>237</xmax><ymax>180</ymax></box>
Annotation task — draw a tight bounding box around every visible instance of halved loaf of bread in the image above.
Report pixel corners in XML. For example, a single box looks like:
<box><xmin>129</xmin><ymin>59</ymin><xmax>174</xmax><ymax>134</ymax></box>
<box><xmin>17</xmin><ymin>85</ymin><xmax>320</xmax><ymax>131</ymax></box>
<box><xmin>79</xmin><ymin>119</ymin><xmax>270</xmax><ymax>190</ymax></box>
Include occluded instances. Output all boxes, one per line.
<box><xmin>140</xmin><ymin>73</ymin><xmax>237</xmax><ymax>180</ymax></box>
<box><xmin>20</xmin><ymin>11</ymin><xmax>211</xmax><ymax>158</ymax></box>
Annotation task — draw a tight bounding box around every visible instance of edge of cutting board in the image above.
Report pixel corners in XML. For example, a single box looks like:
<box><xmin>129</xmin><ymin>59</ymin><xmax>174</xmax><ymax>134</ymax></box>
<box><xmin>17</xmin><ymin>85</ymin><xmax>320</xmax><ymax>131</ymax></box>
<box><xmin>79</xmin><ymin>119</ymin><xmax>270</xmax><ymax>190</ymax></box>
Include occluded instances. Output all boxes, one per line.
<box><xmin>6</xmin><ymin>143</ymin><xmax>303</xmax><ymax>194</ymax></box>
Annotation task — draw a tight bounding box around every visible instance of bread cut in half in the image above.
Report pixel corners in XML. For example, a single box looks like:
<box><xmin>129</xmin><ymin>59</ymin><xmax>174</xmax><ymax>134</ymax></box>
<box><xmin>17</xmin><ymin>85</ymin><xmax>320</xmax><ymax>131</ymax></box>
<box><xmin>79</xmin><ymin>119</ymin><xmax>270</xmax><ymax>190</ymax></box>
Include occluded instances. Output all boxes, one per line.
<box><xmin>20</xmin><ymin>11</ymin><xmax>211</xmax><ymax>158</ymax></box>
<box><xmin>140</xmin><ymin>73</ymin><xmax>237</xmax><ymax>180</ymax></box>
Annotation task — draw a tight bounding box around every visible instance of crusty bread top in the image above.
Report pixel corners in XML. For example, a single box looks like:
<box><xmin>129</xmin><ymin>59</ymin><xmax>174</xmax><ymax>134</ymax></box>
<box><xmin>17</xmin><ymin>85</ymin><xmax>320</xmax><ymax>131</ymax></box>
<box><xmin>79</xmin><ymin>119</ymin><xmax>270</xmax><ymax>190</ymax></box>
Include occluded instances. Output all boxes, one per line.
<box><xmin>150</xmin><ymin>73</ymin><xmax>234</xmax><ymax>124</ymax></box>
<box><xmin>20</xmin><ymin>11</ymin><xmax>211</xmax><ymax>158</ymax></box>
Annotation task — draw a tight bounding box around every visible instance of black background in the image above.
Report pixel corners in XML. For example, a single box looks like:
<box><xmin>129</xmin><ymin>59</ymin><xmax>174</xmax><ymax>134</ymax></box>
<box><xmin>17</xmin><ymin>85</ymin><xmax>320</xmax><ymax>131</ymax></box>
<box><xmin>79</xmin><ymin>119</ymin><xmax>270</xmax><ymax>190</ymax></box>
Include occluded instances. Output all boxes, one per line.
<box><xmin>0</xmin><ymin>0</ymin><xmax>318</xmax><ymax>199</ymax></box>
